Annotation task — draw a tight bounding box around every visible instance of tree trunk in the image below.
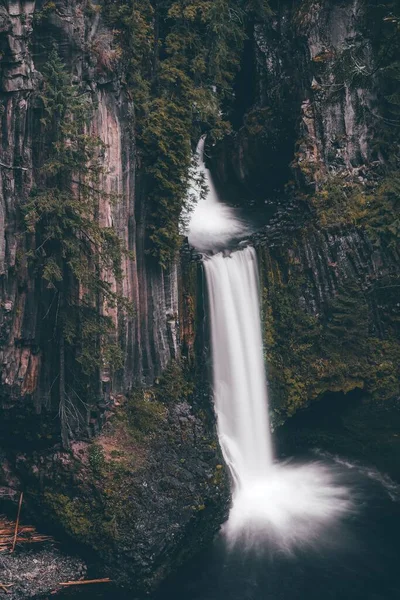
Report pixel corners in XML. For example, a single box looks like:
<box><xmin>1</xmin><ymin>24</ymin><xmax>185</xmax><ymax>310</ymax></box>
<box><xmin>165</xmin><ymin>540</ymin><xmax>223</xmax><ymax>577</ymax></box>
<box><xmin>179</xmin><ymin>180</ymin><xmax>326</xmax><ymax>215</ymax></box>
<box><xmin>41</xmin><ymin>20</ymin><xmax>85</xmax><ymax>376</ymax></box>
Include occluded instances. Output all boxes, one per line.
<box><xmin>59</xmin><ymin>294</ymin><xmax>69</xmax><ymax>449</ymax></box>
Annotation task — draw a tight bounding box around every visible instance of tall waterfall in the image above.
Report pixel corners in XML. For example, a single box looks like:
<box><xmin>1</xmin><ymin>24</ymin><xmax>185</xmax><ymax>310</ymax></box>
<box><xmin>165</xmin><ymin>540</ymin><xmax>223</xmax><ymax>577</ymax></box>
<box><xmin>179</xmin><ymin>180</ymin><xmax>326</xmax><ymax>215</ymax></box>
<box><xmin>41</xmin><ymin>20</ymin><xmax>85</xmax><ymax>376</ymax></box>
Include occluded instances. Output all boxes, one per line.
<box><xmin>188</xmin><ymin>138</ymin><xmax>352</xmax><ymax>549</ymax></box>
<box><xmin>204</xmin><ymin>248</ymin><xmax>273</xmax><ymax>483</ymax></box>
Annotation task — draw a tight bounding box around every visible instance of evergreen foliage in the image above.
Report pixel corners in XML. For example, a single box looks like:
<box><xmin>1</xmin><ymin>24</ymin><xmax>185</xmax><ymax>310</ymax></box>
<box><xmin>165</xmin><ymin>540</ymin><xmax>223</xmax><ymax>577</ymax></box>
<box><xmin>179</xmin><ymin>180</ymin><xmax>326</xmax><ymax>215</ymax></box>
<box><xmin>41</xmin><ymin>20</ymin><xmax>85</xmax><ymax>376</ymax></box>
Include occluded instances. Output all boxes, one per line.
<box><xmin>102</xmin><ymin>0</ymin><xmax>271</xmax><ymax>266</ymax></box>
<box><xmin>25</xmin><ymin>50</ymin><xmax>131</xmax><ymax>445</ymax></box>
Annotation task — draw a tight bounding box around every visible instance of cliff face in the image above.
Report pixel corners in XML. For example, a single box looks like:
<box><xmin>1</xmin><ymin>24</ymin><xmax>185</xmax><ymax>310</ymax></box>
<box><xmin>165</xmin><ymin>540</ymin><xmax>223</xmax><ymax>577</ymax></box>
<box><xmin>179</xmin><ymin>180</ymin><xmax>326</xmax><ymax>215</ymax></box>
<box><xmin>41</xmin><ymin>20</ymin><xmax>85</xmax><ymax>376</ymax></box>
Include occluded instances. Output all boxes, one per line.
<box><xmin>211</xmin><ymin>0</ymin><xmax>400</xmax><ymax>421</ymax></box>
<box><xmin>0</xmin><ymin>0</ymin><xmax>227</xmax><ymax>593</ymax></box>
<box><xmin>0</xmin><ymin>0</ymin><xmax>399</xmax><ymax>594</ymax></box>
<box><xmin>0</xmin><ymin>0</ymin><xmax>179</xmax><ymax>417</ymax></box>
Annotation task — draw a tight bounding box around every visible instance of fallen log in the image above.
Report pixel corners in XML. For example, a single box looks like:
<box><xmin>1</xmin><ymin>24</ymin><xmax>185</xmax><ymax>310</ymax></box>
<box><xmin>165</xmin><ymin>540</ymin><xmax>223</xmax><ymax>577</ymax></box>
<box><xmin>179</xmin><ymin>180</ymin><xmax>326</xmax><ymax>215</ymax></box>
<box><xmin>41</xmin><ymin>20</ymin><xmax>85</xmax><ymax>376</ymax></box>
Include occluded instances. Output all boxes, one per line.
<box><xmin>59</xmin><ymin>578</ymin><xmax>111</xmax><ymax>586</ymax></box>
<box><xmin>0</xmin><ymin>535</ymin><xmax>52</xmax><ymax>547</ymax></box>
<box><xmin>0</xmin><ymin>508</ymin><xmax>54</xmax><ymax>552</ymax></box>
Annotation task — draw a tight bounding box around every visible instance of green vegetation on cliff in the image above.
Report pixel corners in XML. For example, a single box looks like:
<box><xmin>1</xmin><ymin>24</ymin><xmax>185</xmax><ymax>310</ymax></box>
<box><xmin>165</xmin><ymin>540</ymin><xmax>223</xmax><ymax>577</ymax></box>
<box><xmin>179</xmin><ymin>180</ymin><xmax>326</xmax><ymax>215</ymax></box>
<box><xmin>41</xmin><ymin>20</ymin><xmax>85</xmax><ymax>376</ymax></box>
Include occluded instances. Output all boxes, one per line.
<box><xmin>102</xmin><ymin>0</ymin><xmax>271</xmax><ymax>266</ymax></box>
<box><xmin>35</xmin><ymin>360</ymin><xmax>228</xmax><ymax>592</ymax></box>
<box><xmin>308</xmin><ymin>172</ymin><xmax>400</xmax><ymax>252</ymax></box>
<box><xmin>260</xmin><ymin>244</ymin><xmax>400</xmax><ymax>423</ymax></box>
<box><xmin>257</xmin><ymin>1</ymin><xmax>400</xmax><ymax>420</ymax></box>
<box><xmin>25</xmin><ymin>50</ymin><xmax>131</xmax><ymax>445</ymax></box>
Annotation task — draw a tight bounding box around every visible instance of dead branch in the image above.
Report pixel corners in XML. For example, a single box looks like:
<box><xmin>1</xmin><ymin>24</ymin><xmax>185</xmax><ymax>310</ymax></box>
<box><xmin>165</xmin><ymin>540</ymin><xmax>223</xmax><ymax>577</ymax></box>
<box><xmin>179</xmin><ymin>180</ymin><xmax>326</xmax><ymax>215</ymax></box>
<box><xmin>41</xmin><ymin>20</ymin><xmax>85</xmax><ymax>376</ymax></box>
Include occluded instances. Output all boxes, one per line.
<box><xmin>11</xmin><ymin>492</ymin><xmax>23</xmax><ymax>553</ymax></box>
<box><xmin>59</xmin><ymin>578</ymin><xmax>111</xmax><ymax>586</ymax></box>
<box><xmin>0</xmin><ymin>583</ymin><xmax>13</xmax><ymax>593</ymax></box>
<box><xmin>0</xmin><ymin>513</ymin><xmax>53</xmax><ymax>552</ymax></box>
<box><xmin>0</xmin><ymin>161</ymin><xmax>29</xmax><ymax>171</ymax></box>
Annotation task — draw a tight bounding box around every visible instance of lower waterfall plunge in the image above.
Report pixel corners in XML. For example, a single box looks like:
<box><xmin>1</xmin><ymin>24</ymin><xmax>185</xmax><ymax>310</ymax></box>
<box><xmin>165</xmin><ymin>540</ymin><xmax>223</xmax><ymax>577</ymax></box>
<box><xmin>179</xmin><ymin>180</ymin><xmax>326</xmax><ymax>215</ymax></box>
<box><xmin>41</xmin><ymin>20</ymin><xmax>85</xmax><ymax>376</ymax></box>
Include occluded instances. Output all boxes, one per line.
<box><xmin>188</xmin><ymin>139</ymin><xmax>353</xmax><ymax>550</ymax></box>
<box><xmin>156</xmin><ymin>142</ymin><xmax>400</xmax><ymax>600</ymax></box>
<box><xmin>204</xmin><ymin>248</ymin><xmax>351</xmax><ymax>549</ymax></box>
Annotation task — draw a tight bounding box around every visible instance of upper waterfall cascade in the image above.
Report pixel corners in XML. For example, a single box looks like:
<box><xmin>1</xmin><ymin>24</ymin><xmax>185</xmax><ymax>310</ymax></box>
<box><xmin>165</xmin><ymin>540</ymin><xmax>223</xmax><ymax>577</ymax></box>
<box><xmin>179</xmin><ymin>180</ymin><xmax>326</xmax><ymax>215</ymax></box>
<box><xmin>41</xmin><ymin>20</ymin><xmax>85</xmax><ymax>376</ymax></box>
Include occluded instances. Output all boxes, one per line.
<box><xmin>187</xmin><ymin>137</ymin><xmax>250</xmax><ymax>253</ymax></box>
<box><xmin>188</xmin><ymin>138</ymin><xmax>353</xmax><ymax>548</ymax></box>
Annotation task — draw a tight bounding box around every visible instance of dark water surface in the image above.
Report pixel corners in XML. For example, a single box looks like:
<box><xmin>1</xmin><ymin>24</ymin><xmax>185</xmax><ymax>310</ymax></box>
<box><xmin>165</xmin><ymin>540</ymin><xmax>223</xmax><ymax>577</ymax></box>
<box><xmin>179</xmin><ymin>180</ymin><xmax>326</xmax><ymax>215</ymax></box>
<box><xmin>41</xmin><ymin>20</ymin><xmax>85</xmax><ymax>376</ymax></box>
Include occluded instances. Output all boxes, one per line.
<box><xmin>57</xmin><ymin>453</ymin><xmax>400</xmax><ymax>600</ymax></box>
<box><xmin>156</xmin><ymin>454</ymin><xmax>400</xmax><ymax>600</ymax></box>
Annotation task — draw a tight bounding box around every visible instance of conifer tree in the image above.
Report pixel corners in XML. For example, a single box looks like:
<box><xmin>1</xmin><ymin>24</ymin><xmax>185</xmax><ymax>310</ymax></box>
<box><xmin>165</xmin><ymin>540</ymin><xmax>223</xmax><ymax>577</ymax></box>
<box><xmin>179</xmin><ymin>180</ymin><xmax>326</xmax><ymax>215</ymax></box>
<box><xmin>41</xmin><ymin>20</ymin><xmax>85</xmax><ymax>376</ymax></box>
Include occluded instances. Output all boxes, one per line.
<box><xmin>102</xmin><ymin>0</ymin><xmax>271</xmax><ymax>266</ymax></box>
<box><xmin>25</xmin><ymin>49</ymin><xmax>130</xmax><ymax>446</ymax></box>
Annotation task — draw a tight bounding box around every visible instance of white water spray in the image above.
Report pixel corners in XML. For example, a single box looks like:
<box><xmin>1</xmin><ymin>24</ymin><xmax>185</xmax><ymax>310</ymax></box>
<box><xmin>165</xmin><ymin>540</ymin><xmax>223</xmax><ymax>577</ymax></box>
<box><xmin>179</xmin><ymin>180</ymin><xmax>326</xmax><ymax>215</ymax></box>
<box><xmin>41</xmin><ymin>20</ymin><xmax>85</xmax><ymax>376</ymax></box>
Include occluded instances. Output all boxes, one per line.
<box><xmin>188</xmin><ymin>139</ymin><xmax>353</xmax><ymax>550</ymax></box>
<box><xmin>187</xmin><ymin>137</ymin><xmax>250</xmax><ymax>253</ymax></box>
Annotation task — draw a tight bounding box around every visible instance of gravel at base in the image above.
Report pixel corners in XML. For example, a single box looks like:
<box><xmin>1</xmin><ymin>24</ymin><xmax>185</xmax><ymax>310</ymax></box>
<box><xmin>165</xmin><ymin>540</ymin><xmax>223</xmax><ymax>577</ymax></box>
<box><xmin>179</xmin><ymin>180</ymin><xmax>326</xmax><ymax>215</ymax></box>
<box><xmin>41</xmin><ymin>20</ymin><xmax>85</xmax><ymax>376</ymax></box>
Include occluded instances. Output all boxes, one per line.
<box><xmin>0</xmin><ymin>546</ymin><xmax>86</xmax><ymax>599</ymax></box>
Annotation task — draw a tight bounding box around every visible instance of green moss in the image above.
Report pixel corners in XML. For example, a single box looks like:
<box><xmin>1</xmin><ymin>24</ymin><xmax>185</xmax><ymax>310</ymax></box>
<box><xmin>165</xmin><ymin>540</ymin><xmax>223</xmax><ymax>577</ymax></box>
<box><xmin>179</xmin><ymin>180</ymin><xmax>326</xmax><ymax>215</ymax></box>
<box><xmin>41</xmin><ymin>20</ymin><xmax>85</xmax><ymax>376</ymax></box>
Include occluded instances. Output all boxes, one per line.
<box><xmin>260</xmin><ymin>247</ymin><xmax>400</xmax><ymax>424</ymax></box>
<box><xmin>41</xmin><ymin>438</ymin><xmax>138</xmax><ymax>553</ymax></box>
<box><xmin>307</xmin><ymin>172</ymin><xmax>400</xmax><ymax>248</ymax></box>
<box><xmin>40</xmin><ymin>360</ymin><xmax>197</xmax><ymax>542</ymax></box>
<box><xmin>43</xmin><ymin>492</ymin><xmax>109</xmax><ymax>548</ymax></box>
<box><xmin>123</xmin><ymin>390</ymin><xmax>167</xmax><ymax>440</ymax></box>
<box><xmin>308</xmin><ymin>176</ymin><xmax>368</xmax><ymax>228</ymax></box>
<box><xmin>35</xmin><ymin>357</ymin><xmax>223</xmax><ymax>575</ymax></box>
<box><xmin>154</xmin><ymin>360</ymin><xmax>194</xmax><ymax>404</ymax></box>
<box><xmin>88</xmin><ymin>444</ymin><xmax>106</xmax><ymax>475</ymax></box>
<box><xmin>364</xmin><ymin>173</ymin><xmax>400</xmax><ymax>250</ymax></box>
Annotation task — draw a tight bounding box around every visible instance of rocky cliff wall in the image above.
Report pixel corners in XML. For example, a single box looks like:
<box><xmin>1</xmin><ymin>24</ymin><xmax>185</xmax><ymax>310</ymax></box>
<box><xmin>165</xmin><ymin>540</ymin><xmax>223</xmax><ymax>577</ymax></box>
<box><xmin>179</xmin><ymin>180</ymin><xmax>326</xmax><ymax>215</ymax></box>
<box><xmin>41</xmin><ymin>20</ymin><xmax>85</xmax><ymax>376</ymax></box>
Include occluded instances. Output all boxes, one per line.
<box><xmin>0</xmin><ymin>1</ymin><xmax>228</xmax><ymax>594</ymax></box>
<box><xmin>209</xmin><ymin>0</ymin><xmax>400</xmax><ymax>420</ymax></box>
<box><xmin>0</xmin><ymin>0</ymin><xmax>399</xmax><ymax>594</ymax></box>
<box><xmin>0</xmin><ymin>0</ymin><xmax>180</xmax><ymax>423</ymax></box>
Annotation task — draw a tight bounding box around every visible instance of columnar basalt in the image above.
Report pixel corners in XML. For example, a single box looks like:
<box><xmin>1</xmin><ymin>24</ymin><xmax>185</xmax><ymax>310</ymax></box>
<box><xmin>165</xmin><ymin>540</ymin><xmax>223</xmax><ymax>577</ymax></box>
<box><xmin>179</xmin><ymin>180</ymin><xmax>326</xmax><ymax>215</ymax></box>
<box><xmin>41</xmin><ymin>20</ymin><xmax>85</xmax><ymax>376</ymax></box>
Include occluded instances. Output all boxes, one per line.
<box><xmin>0</xmin><ymin>0</ymin><xmax>227</xmax><ymax>592</ymax></box>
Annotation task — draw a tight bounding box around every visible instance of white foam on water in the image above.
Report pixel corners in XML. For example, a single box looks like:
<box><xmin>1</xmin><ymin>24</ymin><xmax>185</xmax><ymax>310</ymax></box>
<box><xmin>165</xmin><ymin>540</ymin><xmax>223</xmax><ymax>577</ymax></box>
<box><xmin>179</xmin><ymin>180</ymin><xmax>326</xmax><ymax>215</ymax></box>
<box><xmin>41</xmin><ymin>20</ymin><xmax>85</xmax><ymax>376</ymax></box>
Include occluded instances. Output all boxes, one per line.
<box><xmin>224</xmin><ymin>462</ymin><xmax>352</xmax><ymax>550</ymax></box>
<box><xmin>203</xmin><ymin>247</ymin><xmax>354</xmax><ymax>550</ymax></box>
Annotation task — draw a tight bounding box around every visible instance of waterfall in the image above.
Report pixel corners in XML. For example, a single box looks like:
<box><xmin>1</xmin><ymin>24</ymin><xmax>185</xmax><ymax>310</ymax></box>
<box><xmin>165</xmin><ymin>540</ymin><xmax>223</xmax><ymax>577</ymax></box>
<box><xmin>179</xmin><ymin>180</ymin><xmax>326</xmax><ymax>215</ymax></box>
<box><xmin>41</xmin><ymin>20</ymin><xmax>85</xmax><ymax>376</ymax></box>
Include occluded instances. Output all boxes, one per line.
<box><xmin>188</xmin><ymin>138</ymin><xmax>353</xmax><ymax>550</ymax></box>
<box><xmin>187</xmin><ymin>136</ymin><xmax>250</xmax><ymax>253</ymax></box>
<box><xmin>204</xmin><ymin>248</ymin><xmax>273</xmax><ymax>484</ymax></box>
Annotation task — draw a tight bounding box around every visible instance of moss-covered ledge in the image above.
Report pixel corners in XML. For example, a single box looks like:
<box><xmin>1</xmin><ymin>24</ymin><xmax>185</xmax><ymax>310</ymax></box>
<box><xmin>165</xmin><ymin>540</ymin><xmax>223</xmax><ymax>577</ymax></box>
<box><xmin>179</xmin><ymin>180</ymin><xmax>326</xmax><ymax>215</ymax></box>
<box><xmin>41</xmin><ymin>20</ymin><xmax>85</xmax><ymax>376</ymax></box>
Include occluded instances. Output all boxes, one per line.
<box><xmin>8</xmin><ymin>362</ymin><xmax>228</xmax><ymax>596</ymax></box>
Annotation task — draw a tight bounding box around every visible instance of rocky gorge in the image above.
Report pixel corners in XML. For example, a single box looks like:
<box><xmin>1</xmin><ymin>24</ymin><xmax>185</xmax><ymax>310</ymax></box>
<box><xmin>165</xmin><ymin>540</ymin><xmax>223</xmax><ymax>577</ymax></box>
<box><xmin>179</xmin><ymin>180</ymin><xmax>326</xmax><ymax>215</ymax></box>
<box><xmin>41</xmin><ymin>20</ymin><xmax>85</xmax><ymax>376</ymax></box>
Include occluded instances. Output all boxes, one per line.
<box><xmin>0</xmin><ymin>0</ymin><xmax>399</xmax><ymax>597</ymax></box>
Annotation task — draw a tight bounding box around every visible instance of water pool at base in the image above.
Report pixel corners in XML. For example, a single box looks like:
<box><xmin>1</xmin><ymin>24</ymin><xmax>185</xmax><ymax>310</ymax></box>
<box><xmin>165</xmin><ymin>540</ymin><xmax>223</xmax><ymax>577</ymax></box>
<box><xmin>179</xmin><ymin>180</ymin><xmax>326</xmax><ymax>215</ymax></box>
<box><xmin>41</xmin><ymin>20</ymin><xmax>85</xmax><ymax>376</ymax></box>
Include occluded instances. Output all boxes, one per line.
<box><xmin>156</xmin><ymin>453</ymin><xmax>400</xmax><ymax>600</ymax></box>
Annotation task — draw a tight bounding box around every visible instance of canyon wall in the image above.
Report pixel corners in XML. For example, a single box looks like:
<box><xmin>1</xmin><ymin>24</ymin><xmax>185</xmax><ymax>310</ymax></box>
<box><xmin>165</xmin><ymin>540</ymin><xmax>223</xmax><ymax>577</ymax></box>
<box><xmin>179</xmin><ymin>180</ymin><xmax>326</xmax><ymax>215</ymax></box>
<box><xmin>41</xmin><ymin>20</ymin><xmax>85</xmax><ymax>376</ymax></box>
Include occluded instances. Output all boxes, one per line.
<box><xmin>0</xmin><ymin>0</ymin><xmax>399</xmax><ymax>593</ymax></box>
<box><xmin>0</xmin><ymin>0</ymin><xmax>180</xmax><ymax>420</ymax></box>
<box><xmin>211</xmin><ymin>0</ymin><xmax>400</xmax><ymax>421</ymax></box>
<box><xmin>0</xmin><ymin>0</ymin><xmax>226</xmax><ymax>592</ymax></box>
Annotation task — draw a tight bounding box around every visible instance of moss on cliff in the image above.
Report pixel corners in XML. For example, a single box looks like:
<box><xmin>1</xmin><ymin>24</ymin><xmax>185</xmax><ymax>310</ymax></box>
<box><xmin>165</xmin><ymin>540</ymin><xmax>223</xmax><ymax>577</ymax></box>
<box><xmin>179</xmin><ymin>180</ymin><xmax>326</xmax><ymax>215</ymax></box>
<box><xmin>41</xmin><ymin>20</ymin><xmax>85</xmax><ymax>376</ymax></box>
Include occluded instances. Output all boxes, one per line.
<box><xmin>101</xmin><ymin>0</ymin><xmax>271</xmax><ymax>266</ymax></box>
<box><xmin>259</xmin><ymin>244</ymin><xmax>400</xmax><ymax>424</ymax></box>
<box><xmin>308</xmin><ymin>172</ymin><xmax>400</xmax><ymax>249</ymax></box>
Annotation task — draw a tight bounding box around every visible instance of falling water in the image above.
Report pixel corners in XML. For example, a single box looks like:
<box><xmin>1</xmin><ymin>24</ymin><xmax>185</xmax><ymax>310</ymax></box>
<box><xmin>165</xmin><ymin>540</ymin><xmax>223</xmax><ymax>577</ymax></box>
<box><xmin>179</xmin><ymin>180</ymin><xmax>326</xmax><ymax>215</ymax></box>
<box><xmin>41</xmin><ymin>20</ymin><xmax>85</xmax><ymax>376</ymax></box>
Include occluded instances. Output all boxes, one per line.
<box><xmin>204</xmin><ymin>248</ymin><xmax>273</xmax><ymax>481</ymax></box>
<box><xmin>188</xmin><ymin>139</ymin><xmax>353</xmax><ymax>550</ymax></box>
<box><xmin>187</xmin><ymin>136</ymin><xmax>250</xmax><ymax>252</ymax></box>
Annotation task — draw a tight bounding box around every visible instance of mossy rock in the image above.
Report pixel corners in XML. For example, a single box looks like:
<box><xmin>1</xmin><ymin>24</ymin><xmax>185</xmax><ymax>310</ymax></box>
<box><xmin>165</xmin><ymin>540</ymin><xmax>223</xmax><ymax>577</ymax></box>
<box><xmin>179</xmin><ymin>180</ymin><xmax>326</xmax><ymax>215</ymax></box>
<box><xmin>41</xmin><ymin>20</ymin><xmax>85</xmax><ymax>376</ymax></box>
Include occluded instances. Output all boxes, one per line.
<box><xmin>24</xmin><ymin>362</ymin><xmax>229</xmax><ymax>595</ymax></box>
